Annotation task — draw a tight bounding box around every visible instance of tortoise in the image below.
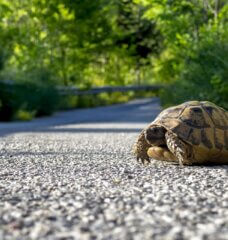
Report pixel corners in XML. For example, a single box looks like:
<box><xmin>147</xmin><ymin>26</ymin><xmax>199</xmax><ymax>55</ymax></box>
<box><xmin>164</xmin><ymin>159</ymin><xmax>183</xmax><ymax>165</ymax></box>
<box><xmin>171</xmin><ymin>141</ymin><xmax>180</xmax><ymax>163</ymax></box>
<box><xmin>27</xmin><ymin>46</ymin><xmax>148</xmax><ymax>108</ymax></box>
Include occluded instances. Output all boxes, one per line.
<box><xmin>133</xmin><ymin>101</ymin><xmax>228</xmax><ymax>165</ymax></box>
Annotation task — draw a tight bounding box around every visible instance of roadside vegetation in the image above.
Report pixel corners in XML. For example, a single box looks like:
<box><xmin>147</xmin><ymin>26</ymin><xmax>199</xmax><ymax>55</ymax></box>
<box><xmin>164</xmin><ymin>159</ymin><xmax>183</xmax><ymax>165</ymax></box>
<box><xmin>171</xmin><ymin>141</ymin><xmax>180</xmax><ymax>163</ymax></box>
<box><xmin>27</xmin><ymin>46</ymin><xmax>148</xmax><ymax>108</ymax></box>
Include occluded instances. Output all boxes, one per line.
<box><xmin>0</xmin><ymin>0</ymin><xmax>227</xmax><ymax>121</ymax></box>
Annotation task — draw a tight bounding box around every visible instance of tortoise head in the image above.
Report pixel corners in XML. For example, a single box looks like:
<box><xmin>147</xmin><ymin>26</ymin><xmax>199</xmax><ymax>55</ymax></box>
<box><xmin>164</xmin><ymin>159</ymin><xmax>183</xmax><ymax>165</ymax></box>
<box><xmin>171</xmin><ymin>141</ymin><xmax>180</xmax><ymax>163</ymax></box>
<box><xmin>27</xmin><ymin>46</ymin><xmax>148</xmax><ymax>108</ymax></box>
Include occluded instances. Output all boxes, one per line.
<box><xmin>145</xmin><ymin>125</ymin><xmax>166</xmax><ymax>146</ymax></box>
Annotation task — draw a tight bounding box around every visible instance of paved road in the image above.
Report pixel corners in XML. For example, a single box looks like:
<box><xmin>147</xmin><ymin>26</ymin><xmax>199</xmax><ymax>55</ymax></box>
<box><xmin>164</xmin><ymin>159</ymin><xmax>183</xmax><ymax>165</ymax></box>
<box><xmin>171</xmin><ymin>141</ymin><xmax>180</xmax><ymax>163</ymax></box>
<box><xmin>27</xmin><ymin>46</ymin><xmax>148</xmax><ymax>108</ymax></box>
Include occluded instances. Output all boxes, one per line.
<box><xmin>0</xmin><ymin>98</ymin><xmax>227</xmax><ymax>240</ymax></box>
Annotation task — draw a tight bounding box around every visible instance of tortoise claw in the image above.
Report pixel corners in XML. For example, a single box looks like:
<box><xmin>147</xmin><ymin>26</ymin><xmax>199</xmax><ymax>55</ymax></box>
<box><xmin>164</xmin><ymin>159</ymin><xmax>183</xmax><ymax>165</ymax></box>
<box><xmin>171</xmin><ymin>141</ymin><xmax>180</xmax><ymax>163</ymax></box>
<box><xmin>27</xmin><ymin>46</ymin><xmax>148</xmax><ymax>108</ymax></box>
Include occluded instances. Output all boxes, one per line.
<box><xmin>137</xmin><ymin>158</ymin><xmax>143</xmax><ymax>164</ymax></box>
<box><xmin>178</xmin><ymin>158</ymin><xmax>184</xmax><ymax>167</ymax></box>
<box><xmin>136</xmin><ymin>157</ymin><xmax>141</xmax><ymax>164</ymax></box>
<box><xmin>142</xmin><ymin>158</ymin><xmax>150</xmax><ymax>166</ymax></box>
<box><xmin>136</xmin><ymin>156</ymin><xmax>150</xmax><ymax>166</ymax></box>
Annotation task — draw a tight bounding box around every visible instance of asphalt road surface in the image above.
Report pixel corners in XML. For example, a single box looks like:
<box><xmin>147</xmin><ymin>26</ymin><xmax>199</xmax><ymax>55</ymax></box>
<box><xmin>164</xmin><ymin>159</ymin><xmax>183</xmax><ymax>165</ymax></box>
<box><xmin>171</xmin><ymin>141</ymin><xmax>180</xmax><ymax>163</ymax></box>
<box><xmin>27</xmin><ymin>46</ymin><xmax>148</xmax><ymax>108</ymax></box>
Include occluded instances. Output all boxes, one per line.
<box><xmin>0</xmin><ymin>98</ymin><xmax>227</xmax><ymax>240</ymax></box>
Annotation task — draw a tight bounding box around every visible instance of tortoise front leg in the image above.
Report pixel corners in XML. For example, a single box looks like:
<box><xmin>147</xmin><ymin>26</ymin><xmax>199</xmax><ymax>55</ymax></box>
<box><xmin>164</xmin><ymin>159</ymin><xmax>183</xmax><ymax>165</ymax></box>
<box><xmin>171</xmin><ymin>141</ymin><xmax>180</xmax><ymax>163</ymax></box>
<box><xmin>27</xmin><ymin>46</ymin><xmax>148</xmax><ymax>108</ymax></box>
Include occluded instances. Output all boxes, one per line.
<box><xmin>133</xmin><ymin>130</ymin><xmax>151</xmax><ymax>165</ymax></box>
<box><xmin>165</xmin><ymin>131</ymin><xmax>192</xmax><ymax>166</ymax></box>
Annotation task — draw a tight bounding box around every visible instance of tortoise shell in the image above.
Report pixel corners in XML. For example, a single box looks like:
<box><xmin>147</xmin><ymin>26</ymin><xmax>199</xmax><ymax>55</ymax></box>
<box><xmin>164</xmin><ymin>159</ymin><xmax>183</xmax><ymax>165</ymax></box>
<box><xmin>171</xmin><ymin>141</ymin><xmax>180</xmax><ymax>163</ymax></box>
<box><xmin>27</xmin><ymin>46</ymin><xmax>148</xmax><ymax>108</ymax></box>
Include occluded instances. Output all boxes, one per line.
<box><xmin>151</xmin><ymin>101</ymin><xmax>228</xmax><ymax>163</ymax></box>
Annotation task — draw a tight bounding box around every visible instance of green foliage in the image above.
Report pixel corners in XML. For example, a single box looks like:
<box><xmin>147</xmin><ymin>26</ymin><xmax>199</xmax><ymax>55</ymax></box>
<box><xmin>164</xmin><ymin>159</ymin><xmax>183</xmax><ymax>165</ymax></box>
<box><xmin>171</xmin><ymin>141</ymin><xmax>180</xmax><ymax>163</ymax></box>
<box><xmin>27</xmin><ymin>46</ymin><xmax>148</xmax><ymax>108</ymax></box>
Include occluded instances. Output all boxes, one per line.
<box><xmin>61</xmin><ymin>92</ymin><xmax>130</xmax><ymax>109</ymax></box>
<box><xmin>60</xmin><ymin>95</ymin><xmax>79</xmax><ymax>109</ymax></box>
<box><xmin>0</xmin><ymin>0</ymin><xmax>163</xmax><ymax>87</ymax></box>
<box><xmin>59</xmin><ymin>90</ymin><xmax>157</xmax><ymax>110</ymax></box>
<box><xmin>14</xmin><ymin>109</ymin><xmax>36</xmax><ymax>121</ymax></box>
<box><xmin>116</xmin><ymin>1</ymin><xmax>162</xmax><ymax>60</ymax></box>
<box><xmin>0</xmin><ymin>0</ymin><xmax>227</xmax><ymax>121</ymax></box>
<box><xmin>160</xmin><ymin>25</ymin><xmax>228</xmax><ymax>109</ymax></box>
<box><xmin>137</xmin><ymin>0</ymin><xmax>228</xmax><ymax>109</ymax></box>
<box><xmin>0</xmin><ymin>81</ymin><xmax>60</xmax><ymax>121</ymax></box>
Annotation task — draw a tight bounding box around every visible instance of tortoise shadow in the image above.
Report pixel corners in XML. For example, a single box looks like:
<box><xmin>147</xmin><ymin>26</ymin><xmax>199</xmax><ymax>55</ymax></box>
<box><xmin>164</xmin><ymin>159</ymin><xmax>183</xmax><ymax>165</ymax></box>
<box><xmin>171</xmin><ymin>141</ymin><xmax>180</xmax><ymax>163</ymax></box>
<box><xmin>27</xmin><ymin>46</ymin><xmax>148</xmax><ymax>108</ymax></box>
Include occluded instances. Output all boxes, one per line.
<box><xmin>151</xmin><ymin>160</ymin><xmax>228</xmax><ymax>168</ymax></box>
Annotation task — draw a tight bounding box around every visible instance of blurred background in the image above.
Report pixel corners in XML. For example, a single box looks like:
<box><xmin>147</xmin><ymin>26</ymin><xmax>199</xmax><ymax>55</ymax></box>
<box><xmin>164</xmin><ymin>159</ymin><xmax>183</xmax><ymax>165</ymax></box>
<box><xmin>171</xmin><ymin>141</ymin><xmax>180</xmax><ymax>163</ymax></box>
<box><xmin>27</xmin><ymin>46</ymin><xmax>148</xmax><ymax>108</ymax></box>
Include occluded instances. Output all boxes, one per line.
<box><xmin>0</xmin><ymin>0</ymin><xmax>227</xmax><ymax>121</ymax></box>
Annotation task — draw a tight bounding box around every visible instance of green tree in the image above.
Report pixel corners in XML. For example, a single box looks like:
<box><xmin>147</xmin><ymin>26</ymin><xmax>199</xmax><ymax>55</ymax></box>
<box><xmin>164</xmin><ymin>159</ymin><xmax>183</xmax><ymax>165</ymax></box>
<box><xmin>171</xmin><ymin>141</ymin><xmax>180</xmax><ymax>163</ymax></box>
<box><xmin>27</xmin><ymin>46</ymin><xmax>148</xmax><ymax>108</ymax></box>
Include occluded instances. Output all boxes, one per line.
<box><xmin>115</xmin><ymin>0</ymin><xmax>162</xmax><ymax>84</ymax></box>
<box><xmin>134</xmin><ymin>0</ymin><xmax>228</xmax><ymax>108</ymax></box>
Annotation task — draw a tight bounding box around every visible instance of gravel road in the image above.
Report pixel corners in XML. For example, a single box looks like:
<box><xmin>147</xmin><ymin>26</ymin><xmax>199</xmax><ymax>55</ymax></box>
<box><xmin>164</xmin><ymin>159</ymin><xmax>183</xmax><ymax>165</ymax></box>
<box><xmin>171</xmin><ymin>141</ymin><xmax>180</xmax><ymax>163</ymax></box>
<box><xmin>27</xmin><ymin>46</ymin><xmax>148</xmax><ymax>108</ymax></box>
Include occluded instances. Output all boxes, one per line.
<box><xmin>0</xmin><ymin>98</ymin><xmax>227</xmax><ymax>240</ymax></box>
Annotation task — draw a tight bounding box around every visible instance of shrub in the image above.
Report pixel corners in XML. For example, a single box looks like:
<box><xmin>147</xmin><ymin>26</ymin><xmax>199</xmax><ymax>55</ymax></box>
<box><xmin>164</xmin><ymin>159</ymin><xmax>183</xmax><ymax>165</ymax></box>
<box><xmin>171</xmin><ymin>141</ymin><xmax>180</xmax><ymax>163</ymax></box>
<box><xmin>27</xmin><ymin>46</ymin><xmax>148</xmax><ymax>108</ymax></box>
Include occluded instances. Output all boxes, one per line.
<box><xmin>160</xmin><ymin>25</ymin><xmax>228</xmax><ymax>110</ymax></box>
<box><xmin>14</xmin><ymin>109</ymin><xmax>36</xmax><ymax>121</ymax></box>
<box><xmin>0</xmin><ymin>81</ymin><xmax>60</xmax><ymax>121</ymax></box>
<box><xmin>60</xmin><ymin>95</ymin><xmax>79</xmax><ymax>109</ymax></box>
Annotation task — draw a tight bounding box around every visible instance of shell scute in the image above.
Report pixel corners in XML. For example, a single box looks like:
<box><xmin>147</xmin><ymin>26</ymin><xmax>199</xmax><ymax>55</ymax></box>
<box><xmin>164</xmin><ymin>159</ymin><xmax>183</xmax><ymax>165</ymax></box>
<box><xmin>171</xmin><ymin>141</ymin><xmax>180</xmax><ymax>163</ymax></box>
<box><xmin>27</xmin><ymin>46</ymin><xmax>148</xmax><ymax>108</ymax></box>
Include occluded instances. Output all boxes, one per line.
<box><xmin>154</xmin><ymin>101</ymin><xmax>228</xmax><ymax>153</ymax></box>
<box><xmin>225</xmin><ymin>131</ymin><xmax>228</xmax><ymax>150</ymax></box>
<box><xmin>214</xmin><ymin>128</ymin><xmax>224</xmax><ymax>150</ymax></box>
<box><xmin>203</xmin><ymin>105</ymin><xmax>228</xmax><ymax>130</ymax></box>
<box><xmin>200</xmin><ymin>129</ymin><xmax>213</xmax><ymax>149</ymax></box>
<box><xmin>187</xmin><ymin>128</ymin><xmax>201</xmax><ymax>145</ymax></box>
<box><xmin>179</xmin><ymin>106</ymin><xmax>211</xmax><ymax>129</ymax></box>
